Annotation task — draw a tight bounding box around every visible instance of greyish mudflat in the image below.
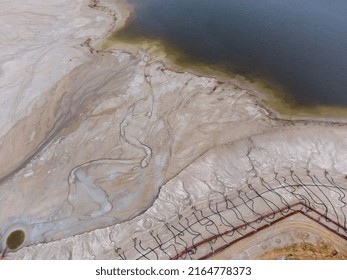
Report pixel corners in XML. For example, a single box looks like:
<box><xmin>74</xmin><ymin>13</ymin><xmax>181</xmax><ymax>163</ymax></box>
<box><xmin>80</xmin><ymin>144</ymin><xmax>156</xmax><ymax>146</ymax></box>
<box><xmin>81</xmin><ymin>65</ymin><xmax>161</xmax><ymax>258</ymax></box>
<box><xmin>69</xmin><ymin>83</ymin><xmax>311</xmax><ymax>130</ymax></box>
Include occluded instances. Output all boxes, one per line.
<box><xmin>1</xmin><ymin>0</ymin><xmax>347</xmax><ymax>260</ymax></box>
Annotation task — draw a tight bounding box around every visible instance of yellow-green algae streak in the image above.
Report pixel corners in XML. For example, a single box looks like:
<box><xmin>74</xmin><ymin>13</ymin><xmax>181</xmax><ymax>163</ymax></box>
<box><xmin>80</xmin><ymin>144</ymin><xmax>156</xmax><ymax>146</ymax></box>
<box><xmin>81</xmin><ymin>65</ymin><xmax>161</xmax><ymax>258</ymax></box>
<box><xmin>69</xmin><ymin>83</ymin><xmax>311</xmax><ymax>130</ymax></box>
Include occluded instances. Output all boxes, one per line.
<box><xmin>102</xmin><ymin>2</ymin><xmax>347</xmax><ymax>120</ymax></box>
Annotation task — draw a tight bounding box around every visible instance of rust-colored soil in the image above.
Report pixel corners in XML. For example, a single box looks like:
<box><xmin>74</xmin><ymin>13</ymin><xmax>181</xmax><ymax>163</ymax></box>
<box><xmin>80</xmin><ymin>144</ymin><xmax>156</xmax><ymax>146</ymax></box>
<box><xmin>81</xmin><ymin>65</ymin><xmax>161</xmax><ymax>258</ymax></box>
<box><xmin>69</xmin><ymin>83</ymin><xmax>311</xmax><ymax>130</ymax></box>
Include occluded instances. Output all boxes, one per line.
<box><xmin>260</xmin><ymin>240</ymin><xmax>347</xmax><ymax>260</ymax></box>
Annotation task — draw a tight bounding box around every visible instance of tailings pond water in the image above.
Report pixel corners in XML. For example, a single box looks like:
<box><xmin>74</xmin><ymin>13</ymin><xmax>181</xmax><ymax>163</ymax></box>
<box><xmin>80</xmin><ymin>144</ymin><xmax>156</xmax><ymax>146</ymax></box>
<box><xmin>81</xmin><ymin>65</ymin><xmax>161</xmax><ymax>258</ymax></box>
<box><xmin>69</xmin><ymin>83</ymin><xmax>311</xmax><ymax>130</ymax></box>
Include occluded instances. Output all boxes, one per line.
<box><xmin>114</xmin><ymin>0</ymin><xmax>347</xmax><ymax>107</ymax></box>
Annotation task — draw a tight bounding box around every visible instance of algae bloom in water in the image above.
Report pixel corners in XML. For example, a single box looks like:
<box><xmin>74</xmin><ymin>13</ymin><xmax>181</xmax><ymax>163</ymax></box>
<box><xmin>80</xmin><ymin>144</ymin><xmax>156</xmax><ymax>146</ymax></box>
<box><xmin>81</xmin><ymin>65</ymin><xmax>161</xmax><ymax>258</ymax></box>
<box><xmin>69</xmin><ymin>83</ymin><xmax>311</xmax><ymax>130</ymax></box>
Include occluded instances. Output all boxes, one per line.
<box><xmin>6</xmin><ymin>229</ymin><xmax>26</xmax><ymax>250</ymax></box>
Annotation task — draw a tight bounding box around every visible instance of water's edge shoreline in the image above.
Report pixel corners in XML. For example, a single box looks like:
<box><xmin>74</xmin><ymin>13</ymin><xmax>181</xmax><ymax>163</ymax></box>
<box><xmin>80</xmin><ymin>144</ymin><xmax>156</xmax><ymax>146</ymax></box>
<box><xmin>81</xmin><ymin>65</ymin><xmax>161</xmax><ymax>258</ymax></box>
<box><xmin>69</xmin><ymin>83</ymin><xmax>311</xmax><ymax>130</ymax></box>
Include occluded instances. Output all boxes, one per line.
<box><xmin>101</xmin><ymin>0</ymin><xmax>347</xmax><ymax>122</ymax></box>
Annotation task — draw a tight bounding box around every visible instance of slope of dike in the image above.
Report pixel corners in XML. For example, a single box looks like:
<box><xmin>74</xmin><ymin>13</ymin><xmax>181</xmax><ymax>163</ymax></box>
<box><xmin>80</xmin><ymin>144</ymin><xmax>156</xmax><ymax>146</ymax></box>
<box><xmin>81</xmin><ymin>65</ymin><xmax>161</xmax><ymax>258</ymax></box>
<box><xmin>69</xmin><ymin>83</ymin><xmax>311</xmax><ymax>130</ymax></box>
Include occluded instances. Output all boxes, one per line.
<box><xmin>1</xmin><ymin>0</ymin><xmax>347</xmax><ymax>259</ymax></box>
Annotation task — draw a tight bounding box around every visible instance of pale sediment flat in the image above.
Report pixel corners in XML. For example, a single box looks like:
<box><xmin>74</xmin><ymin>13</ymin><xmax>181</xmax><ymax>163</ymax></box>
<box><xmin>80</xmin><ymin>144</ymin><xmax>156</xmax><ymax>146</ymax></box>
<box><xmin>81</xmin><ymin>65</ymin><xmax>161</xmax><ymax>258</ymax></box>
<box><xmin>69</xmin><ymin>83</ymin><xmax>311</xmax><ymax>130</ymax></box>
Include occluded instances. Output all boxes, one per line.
<box><xmin>1</xmin><ymin>0</ymin><xmax>347</xmax><ymax>259</ymax></box>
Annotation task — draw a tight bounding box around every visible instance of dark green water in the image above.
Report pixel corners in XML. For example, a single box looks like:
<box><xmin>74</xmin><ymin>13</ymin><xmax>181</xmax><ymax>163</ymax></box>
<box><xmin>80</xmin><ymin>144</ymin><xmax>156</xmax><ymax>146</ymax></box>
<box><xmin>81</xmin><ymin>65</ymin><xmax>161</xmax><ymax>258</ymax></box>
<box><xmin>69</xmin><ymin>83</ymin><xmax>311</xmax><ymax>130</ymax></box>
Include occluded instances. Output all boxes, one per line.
<box><xmin>117</xmin><ymin>0</ymin><xmax>347</xmax><ymax>106</ymax></box>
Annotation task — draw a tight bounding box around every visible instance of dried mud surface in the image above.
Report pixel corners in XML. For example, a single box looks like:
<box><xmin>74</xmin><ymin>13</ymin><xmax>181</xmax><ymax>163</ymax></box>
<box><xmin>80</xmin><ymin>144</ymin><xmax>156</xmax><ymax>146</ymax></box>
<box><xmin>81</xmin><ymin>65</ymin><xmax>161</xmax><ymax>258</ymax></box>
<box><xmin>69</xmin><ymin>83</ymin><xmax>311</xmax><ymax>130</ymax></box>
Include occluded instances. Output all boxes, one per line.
<box><xmin>1</xmin><ymin>0</ymin><xmax>347</xmax><ymax>259</ymax></box>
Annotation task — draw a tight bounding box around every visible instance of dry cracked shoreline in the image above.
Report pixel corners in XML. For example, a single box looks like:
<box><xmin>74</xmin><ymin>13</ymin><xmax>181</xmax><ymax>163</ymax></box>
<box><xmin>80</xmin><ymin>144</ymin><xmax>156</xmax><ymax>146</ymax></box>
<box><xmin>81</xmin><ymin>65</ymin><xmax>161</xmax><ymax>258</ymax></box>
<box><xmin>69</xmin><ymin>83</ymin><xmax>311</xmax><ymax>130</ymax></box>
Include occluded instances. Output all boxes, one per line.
<box><xmin>1</xmin><ymin>0</ymin><xmax>347</xmax><ymax>259</ymax></box>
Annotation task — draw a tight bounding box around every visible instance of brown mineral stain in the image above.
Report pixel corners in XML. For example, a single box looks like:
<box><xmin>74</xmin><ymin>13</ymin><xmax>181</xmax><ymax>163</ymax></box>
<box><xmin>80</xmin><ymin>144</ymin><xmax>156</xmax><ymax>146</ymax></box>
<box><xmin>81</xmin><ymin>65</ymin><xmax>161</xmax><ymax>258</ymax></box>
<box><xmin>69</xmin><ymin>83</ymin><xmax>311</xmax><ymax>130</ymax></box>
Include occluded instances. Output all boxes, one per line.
<box><xmin>260</xmin><ymin>240</ymin><xmax>347</xmax><ymax>260</ymax></box>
